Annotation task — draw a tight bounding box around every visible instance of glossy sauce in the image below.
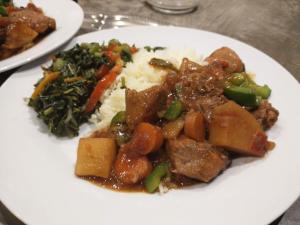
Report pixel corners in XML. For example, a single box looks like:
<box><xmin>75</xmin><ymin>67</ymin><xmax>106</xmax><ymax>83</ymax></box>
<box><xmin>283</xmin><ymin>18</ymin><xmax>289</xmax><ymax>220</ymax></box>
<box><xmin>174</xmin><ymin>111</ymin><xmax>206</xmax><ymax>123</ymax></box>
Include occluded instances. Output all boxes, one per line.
<box><xmin>81</xmin><ymin>133</ymin><xmax>197</xmax><ymax>192</ymax></box>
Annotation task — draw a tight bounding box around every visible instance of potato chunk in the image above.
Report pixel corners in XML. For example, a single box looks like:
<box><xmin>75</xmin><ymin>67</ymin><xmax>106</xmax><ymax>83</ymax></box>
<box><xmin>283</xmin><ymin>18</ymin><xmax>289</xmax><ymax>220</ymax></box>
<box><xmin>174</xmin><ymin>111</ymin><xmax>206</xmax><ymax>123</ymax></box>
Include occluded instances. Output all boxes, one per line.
<box><xmin>209</xmin><ymin>101</ymin><xmax>267</xmax><ymax>157</ymax></box>
<box><xmin>75</xmin><ymin>138</ymin><xmax>116</xmax><ymax>178</ymax></box>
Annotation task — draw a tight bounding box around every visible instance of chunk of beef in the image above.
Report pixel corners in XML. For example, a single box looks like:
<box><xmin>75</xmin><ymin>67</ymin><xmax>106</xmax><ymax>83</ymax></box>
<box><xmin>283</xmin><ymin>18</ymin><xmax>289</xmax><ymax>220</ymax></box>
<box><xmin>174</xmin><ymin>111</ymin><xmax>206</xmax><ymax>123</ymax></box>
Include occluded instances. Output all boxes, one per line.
<box><xmin>205</xmin><ymin>47</ymin><xmax>244</xmax><ymax>73</ymax></box>
<box><xmin>176</xmin><ymin>62</ymin><xmax>227</xmax><ymax>109</ymax></box>
<box><xmin>114</xmin><ymin>149</ymin><xmax>152</xmax><ymax>184</ymax></box>
<box><xmin>125</xmin><ymin>85</ymin><xmax>167</xmax><ymax>129</ymax></box>
<box><xmin>193</xmin><ymin>95</ymin><xmax>228</xmax><ymax>121</ymax></box>
<box><xmin>167</xmin><ymin>137</ymin><xmax>229</xmax><ymax>182</ymax></box>
<box><xmin>252</xmin><ymin>100</ymin><xmax>279</xmax><ymax>130</ymax></box>
<box><xmin>179</xmin><ymin>58</ymin><xmax>203</xmax><ymax>76</ymax></box>
<box><xmin>26</xmin><ymin>3</ymin><xmax>44</xmax><ymax>13</ymax></box>
<box><xmin>0</xmin><ymin>17</ymin><xmax>10</xmax><ymax>45</ymax></box>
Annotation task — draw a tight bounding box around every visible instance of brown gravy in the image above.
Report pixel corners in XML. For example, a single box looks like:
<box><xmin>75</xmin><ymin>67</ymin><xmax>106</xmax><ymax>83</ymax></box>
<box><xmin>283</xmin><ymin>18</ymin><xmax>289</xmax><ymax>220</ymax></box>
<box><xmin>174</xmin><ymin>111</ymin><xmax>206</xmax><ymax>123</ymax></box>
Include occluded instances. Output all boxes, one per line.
<box><xmin>82</xmin><ymin>123</ymin><xmax>198</xmax><ymax>193</ymax></box>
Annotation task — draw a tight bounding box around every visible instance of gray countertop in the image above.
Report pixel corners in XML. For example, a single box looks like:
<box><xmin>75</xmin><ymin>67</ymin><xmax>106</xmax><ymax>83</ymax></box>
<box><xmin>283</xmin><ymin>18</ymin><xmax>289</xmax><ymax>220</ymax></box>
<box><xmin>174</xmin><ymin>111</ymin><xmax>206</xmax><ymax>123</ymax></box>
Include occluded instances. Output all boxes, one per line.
<box><xmin>0</xmin><ymin>0</ymin><xmax>299</xmax><ymax>224</ymax></box>
<box><xmin>79</xmin><ymin>0</ymin><xmax>300</xmax><ymax>82</ymax></box>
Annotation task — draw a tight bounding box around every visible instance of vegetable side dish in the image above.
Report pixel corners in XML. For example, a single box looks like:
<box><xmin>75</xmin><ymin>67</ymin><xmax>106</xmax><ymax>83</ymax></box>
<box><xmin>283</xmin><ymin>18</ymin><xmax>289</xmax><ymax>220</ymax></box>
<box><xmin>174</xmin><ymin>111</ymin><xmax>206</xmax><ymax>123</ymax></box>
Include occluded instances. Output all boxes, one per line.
<box><xmin>29</xmin><ymin>40</ymin><xmax>137</xmax><ymax>137</ymax></box>
<box><xmin>28</xmin><ymin>40</ymin><xmax>279</xmax><ymax>193</ymax></box>
<box><xmin>0</xmin><ymin>0</ymin><xmax>56</xmax><ymax>60</ymax></box>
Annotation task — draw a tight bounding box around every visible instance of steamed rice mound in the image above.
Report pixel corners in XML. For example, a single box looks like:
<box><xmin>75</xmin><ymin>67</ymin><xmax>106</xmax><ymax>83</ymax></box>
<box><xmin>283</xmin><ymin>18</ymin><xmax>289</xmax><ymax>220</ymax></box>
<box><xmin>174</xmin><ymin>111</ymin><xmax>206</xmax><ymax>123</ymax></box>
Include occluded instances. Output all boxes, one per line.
<box><xmin>90</xmin><ymin>48</ymin><xmax>204</xmax><ymax>129</ymax></box>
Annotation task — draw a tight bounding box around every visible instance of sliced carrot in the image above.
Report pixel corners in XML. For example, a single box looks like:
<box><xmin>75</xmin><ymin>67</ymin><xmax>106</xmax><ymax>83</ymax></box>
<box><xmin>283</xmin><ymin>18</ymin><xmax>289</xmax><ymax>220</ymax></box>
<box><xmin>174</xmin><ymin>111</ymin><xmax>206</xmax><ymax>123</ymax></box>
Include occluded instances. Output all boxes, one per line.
<box><xmin>130</xmin><ymin>122</ymin><xmax>164</xmax><ymax>155</ymax></box>
<box><xmin>31</xmin><ymin>72</ymin><xmax>60</xmax><ymax>100</ymax></box>
<box><xmin>184</xmin><ymin>111</ymin><xmax>205</xmax><ymax>142</ymax></box>
<box><xmin>85</xmin><ymin>60</ymin><xmax>123</xmax><ymax>113</ymax></box>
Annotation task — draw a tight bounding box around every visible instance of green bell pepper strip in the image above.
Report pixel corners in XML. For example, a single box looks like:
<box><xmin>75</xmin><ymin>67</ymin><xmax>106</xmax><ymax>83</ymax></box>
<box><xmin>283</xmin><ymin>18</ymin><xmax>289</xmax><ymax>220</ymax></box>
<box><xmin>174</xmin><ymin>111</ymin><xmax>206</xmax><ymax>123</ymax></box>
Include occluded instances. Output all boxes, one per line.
<box><xmin>224</xmin><ymin>86</ymin><xmax>259</xmax><ymax>107</ymax></box>
<box><xmin>120</xmin><ymin>77</ymin><xmax>126</xmax><ymax>89</ymax></box>
<box><xmin>229</xmin><ymin>73</ymin><xmax>246</xmax><ymax>86</ymax></box>
<box><xmin>248</xmin><ymin>84</ymin><xmax>271</xmax><ymax>99</ymax></box>
<box><xmin>163</xmin><ymin>100</ymin><xmax>183</xmax><ymax>121</ymax></box>
<box><xmin>145</xmin><ymin>163</ymin><xmax>169</xmax><ymax>193</ymax></box>
<box><xmin>110</xmin><ymin>111</ymin><xmax>126</xmax><ymax>126</ymax></box>
<box><xmin>149</xmin><ymin>58</ymin><xmax>178</xmax><ymax>72</ymax></box>
<box><xmin>225</xmin><ymin>73</ymin><xmax>272</xmax><ymax>106</ymax></box>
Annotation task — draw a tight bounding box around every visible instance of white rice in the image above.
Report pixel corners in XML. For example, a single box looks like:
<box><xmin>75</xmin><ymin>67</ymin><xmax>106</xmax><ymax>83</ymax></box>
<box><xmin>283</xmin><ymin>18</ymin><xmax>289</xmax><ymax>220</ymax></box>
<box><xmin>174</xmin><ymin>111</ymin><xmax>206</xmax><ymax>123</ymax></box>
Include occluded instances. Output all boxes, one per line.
<box><xmin>90</xmin><ymin>48</ymin><xmax>204</xmax><ymax>129</ymax></box>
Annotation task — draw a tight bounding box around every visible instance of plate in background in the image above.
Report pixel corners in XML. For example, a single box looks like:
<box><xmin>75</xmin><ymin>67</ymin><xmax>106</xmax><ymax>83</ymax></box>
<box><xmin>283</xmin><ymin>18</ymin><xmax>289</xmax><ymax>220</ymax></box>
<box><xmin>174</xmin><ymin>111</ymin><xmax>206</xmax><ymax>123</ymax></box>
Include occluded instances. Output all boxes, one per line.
<box><xmin>0</xmin><ymin>0</ymin><xmax>83</xmax><ymax>73</ymax></box>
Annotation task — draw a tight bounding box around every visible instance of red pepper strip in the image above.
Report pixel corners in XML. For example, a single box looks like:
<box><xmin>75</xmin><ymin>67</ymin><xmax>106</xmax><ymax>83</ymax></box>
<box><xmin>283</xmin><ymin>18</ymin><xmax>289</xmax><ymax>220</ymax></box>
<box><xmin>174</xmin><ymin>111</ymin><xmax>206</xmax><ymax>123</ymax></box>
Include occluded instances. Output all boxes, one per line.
<box><xmin>95</xmin><ymin>64</ymin><xmax>110</xmax><ymax>80</ymax></box>
<box><xmin>130</xmin><ymin>46</ymin><xmax>138</xmax><ymax>54</ymax></box>
<box><xmin>105</xmin><ymin>50</ymin><xmax>119</xmax><ymax>62</ymax></box>
<box><xmin>85</xmin><ymin>60</ymin><xmax>123</xmax><ymax>113</ymax></box>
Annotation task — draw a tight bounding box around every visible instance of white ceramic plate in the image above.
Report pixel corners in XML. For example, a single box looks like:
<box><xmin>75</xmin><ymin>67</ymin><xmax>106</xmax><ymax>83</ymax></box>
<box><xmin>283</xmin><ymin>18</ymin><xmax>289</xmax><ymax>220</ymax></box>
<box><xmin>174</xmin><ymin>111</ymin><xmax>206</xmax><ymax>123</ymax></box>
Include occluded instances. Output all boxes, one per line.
<box><xmin>0</xmin><ymin>26</ymin><xmax>300</xmax><ymax>225</ymax></box>
<box><xmin>0</xmin><ymin>0</ymin><xmax>83</xmax><ymax>73</ymax></box>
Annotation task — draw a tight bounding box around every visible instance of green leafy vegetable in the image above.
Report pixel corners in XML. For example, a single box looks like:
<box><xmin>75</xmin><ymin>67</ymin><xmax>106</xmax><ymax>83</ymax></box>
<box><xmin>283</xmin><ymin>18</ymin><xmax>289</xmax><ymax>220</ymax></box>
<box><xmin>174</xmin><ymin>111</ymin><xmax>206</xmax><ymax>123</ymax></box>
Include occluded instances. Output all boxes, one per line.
<box><xmin>0</xmin><ymin>6</ymin><xmax>7</xmax><ymax>16</ymax></box>
<box><xmin>52</xmin><ymin>58</ymin><xmax>66</xmax><ymax>72</ymax></box>
<box><xmin>0</xmin><ymin>0</ymin><xmax>11</xmax><ymax>7</ymax></box>
<box><xmin>29</xmin><ymin>40</ymin><xmax>136</xmax><ymax>137</ymax></box>
<box><xmin>28</xmin><ymin>44</ymin><xmax>109</xmax><ymax>137</ymax></box>
<box><xmin>108</xmin><ymin>39</ymin><xmax>121</xmax><ymax>46</ymax></box>
<box><xmin>29</xmin><ymin>77</ymin><xmax>96</xmax><ymax>137</ymax></box>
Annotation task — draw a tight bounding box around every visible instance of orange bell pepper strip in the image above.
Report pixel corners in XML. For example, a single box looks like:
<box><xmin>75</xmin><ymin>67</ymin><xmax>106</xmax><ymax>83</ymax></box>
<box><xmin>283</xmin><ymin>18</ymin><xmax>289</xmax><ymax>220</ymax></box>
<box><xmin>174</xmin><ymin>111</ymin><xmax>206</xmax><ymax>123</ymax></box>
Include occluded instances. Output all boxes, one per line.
<box><xmin>31</xmin><ymin>72</ymin><xmax>60</xmax><ymax>100</ymax></box>
<box><xmin>63</xmin><ymin>76</ymin><xmax>83</xmax><ymax>83</ymax></box>
<box><xmin>85</xmin><ymin>59</ymin><xmax>124</xmax><ymax>113</ymax></box>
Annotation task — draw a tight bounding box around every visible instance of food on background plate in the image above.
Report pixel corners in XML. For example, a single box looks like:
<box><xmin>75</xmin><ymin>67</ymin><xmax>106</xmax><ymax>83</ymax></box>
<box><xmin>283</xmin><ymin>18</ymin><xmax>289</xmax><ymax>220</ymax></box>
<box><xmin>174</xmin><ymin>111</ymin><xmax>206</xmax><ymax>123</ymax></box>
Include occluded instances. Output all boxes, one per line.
<box><xmin>0</xmin><ymin>0</ymin><xmax>56</xmax><ymax>60</ymax></box>
<box><xmin>28</xmin><ymin>39</ymin><xmax>279</xmax><ymax>193</ymax></box>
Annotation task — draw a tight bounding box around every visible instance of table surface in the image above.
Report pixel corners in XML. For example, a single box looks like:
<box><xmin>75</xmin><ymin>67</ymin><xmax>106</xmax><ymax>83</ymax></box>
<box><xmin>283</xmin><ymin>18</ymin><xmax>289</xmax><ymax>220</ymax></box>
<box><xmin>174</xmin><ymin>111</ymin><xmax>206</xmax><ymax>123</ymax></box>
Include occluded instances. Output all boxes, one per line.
<box><xmin>0</xmin><ymin>0</ymin><xmax>299</xmax><ymax>224</ymax></box>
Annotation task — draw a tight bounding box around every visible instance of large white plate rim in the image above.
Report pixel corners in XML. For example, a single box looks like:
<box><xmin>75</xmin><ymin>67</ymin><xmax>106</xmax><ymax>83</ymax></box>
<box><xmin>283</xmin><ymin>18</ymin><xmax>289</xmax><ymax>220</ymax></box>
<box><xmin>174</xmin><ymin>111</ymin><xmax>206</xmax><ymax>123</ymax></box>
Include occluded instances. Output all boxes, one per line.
<box><xmin>0</xmin><ymin>0</ymin><xmax>84</xmax><ymax>73</ymax></box>
<box><xmin>0</xmin><ymin>26</ymin><xmax>299</xmax><ymax>225</ymax></box>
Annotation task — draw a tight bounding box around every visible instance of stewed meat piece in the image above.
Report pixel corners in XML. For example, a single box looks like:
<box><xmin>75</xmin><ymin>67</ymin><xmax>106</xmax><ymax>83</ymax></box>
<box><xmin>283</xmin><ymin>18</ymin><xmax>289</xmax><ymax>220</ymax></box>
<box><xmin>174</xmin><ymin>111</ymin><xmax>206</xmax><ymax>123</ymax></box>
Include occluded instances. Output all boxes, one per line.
<box><xmin>167</xmin><ymin>137</ymin><xmax>230</xmax><ymax>182</ymax></box>
<box><xmin>114</xmin><ymin>149</ymin><xmax>152</xmax><ymax>184</ymax></box>
<box><xmin>179</xmin><ymin>58</ymin><xmax>203</xmax><ymax>76</ymax></box>
<box><xmin>193</xmin><ymin>95</ymin><xmax>228</xmax><ymax>121</ymax></box>
<box><xmin>125</xmin><ymin>85</ymin><xmax>167</xmax><ymax>129</ymax></box>
<box><xmin>252</xmin><ymin>100</ymin><xmax>279</xmax><ymax>130</ymax></box>
<box><xmin>2</xmin><ymin>22</ymin><xmax>38</xmax><ymax>49</ymax></box>
<box><xmin>9</xmin><ymin>3</ymin><xmax>56</xmax><ymax>34</ymax></box>
<box><xmin>205</xmin><ymin>47</ymin><xmax>245</xmax><ymax>73</ymax></box>
<box><xmin>176</xmin><ymin>62</ymin><xmax>228</xmax><ymax>112</ymax></box>
<box><xmin>0</xmin><ymin>3</ymin><xmax>56</xmax><ymax>60</ymax></box>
